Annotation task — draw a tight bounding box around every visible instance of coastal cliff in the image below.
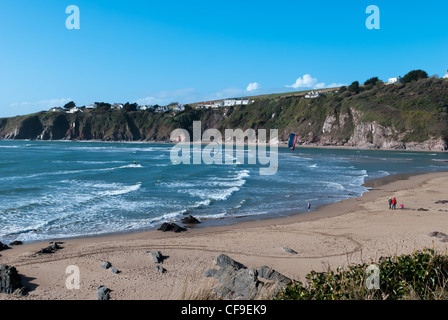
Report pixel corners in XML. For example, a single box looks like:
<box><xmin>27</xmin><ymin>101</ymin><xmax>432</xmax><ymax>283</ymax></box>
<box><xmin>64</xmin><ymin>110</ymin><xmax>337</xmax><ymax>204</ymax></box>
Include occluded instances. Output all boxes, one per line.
<box><xmin>1</xmin><ymin>77</ymin><xmax>447</xmax><ymax>151</ymax></box>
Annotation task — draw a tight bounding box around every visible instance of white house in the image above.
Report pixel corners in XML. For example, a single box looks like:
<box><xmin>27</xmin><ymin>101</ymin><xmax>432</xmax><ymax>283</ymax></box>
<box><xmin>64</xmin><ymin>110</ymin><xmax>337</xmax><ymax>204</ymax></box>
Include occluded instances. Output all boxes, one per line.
<box><xmin>85</xmin><ymin>103</ymin><xmax>97</xmax><ymax>109</ymax></box>
<box><xmin>138</xmin><ymin>105</ymin><xmax>154</xmax><ymax>111</ymax></box>
<box><xmin>443</xmin><ymin>70</ymin><xmax>448</xmax><ymax>79</ymax></box>
<box><xmin>223</xmin><ymin>99</ymin><xmax>251</xmax><ymax>107</ymax></box>
<box><xmin>387</xmin><ymin>76</ymin><xmax>403</xmax><ymax>85</ymax></box>
<box><xmin>111</xmin><ymin>103</ymin><xmax>124</xmax><ymax>110</ymax></box>
<box><xmin>50</xmin><ymin>107</ymin><xmax>63</xmax><ymax>112</ymax></box>
<box><xmin>155</xmin><ymin>106</ymin><xmax>169</xmax><ymax>113</ymax></box>
<box><xmin>173</xmin><ymin>105</ymin><xmax>185</xmax><ymax>112</ymax></box>
<box><xmin>305</xmin><ymin>91</ymin><xmax>321</xmax><ymax>99</ymax></box>
<box><xmin>66</xmin><ymin>107</ymin><xmax>82</xmax><ymax>114</ymax></box>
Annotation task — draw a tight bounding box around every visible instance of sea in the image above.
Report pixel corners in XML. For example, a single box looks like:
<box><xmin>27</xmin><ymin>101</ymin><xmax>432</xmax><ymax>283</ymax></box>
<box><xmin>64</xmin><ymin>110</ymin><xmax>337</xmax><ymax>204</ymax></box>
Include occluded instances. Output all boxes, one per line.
<box><xmin>0</xmin><ymin>140</ymin><xmax>447</xmax><ymax>243</ymax></box>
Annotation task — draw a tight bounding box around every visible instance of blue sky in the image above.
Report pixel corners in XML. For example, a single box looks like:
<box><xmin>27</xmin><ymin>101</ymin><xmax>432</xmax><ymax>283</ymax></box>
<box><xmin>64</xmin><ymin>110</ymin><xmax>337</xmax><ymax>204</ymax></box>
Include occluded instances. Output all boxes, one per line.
<box><xmin>1</xmin><ymin>0</ymin><xmax>447</xmax><ymax>117</ymax></box>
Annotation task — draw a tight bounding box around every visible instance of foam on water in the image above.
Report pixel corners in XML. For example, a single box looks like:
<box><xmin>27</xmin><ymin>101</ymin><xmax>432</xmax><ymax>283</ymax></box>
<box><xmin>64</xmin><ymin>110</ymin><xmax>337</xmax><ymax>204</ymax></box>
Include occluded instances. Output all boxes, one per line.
<box><xmin>0</xmin><ymin>141</ymin><xmax>447</xmax><ymax>243</ymax></box>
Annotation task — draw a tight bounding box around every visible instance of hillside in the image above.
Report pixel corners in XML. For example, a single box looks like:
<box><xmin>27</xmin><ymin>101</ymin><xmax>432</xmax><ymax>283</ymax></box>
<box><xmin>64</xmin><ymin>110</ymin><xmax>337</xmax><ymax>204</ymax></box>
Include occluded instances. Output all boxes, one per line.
<box><xmin>1</xmin><ymin>77</ymin><xmax>448</xmax><ymax>151</ymax></box>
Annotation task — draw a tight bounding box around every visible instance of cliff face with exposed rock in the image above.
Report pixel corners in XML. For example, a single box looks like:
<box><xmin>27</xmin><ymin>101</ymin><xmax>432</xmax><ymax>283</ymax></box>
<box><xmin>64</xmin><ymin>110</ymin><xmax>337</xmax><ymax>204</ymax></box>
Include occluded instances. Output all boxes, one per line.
<box><xmin>1</xmin><ymin>77</ymin><xmax>447</xmax><ymax>151</ymax></box>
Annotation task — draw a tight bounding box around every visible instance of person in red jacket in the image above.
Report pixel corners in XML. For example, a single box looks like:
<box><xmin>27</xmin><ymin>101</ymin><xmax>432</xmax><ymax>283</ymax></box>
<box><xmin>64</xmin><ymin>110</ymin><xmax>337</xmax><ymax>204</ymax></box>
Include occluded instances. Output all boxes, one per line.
<box><xmin>392</xmin><ymin>197</ymin><xmax>397</xmax><ymax>210</ymax></box>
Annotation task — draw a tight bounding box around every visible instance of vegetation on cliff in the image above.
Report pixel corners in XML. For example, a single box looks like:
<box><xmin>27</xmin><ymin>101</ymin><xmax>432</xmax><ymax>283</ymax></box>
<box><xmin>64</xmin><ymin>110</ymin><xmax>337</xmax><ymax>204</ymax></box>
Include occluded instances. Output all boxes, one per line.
<box><xmin>0</xmin><ymin>76</ymin><xmax>447</xmax><ymax>150</ymax></box>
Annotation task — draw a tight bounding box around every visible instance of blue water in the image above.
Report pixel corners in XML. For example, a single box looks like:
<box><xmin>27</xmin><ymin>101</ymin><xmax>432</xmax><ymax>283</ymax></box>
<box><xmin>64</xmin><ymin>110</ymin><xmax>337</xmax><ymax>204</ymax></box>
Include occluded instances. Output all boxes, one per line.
<box><xmin>0</xmin><ymin>140</ymin><xmax>447</xmax><ymax>243</ymax></box>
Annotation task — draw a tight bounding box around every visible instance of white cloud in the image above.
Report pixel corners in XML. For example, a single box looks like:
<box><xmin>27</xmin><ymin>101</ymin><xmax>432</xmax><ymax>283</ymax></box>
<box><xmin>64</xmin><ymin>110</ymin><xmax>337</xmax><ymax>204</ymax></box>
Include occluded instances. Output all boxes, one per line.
<box><xmin>286</xmin><ymin>74</ymin><xmax>346</xmax><ymax>90</ymax></box>
<box><xmin>286</xmin><ymin>74</ymin><xmax>324</xmax><ymax>89</ymax></box>
<box><xmin>246</xmin><ymin>82</ymin><xmax>260</xmax><ymax>92</ymax></box>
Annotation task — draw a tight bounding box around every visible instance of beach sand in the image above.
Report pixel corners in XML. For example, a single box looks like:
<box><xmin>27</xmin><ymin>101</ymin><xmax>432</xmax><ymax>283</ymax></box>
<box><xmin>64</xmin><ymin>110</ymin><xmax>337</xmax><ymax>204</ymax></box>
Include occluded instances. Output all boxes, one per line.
<box><xmin>1</xmin><ymin>171</ymin><xmax>448</xmax><ymax>300</ymax></box>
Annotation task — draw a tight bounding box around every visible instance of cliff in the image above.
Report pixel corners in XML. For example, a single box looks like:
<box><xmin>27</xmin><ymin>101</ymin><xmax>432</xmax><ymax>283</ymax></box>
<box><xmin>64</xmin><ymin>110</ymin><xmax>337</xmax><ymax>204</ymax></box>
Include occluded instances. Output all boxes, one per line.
<box><xmin>1</xmin><ymin>77</ymin><xmax>447</xmax><ymax>151</ymax></box>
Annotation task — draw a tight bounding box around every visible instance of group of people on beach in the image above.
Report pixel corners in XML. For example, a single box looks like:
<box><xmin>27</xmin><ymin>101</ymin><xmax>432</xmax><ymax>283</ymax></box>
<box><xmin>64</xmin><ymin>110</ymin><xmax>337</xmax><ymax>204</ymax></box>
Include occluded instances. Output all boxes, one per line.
<box><xmin>388</xmin><ymin>197</ymin><xmax>404</xmax><ymax>210</ymax></box>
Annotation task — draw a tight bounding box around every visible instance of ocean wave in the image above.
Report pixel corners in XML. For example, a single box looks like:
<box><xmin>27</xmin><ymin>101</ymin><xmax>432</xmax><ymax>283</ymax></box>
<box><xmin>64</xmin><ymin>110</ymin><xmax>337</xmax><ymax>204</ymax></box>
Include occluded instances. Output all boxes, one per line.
<box><xmin>98</xmin><ymin>183</ymin><xmax>141</xmax><ymax>197</ymax></box>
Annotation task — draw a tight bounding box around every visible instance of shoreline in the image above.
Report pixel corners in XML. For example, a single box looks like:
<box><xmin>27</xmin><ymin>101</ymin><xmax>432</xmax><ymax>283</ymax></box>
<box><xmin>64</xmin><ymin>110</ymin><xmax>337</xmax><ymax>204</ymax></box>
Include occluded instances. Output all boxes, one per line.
<box><xmin>3</xmin><ymin>170</ymin><xmax>439</xmax><ymax>246</ymax></box>
<box><xmin>2</xmin><ymin>171</ymin><xmax>448</xmax><ymax>300</ymax></box>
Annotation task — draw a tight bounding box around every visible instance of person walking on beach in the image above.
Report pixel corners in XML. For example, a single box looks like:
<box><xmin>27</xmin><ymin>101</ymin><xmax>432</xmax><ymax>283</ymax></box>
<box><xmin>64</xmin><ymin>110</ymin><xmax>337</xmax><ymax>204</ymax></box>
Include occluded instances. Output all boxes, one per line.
<box><xmin>388</xmin><ymin>197</ymin><xmax>392</xmax><ymax>210</ymax></box>
<box><xmin>307</xmin><ymin>202</ymin><xmax>311</xmax><ymax>211</ymax></box>
<box><xmin>392</xmin><ymin>197</ymin><xmax>397</xmax><ymax>210</ymax></box>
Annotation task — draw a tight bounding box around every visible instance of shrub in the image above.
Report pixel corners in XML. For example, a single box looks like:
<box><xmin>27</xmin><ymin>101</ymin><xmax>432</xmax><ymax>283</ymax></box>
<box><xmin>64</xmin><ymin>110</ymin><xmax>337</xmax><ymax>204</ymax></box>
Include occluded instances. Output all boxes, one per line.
<box><xmin>403</xmin><ymin>69</ymin><xmax>428</xmax><ymax>83</ymax></box>
<box><xmin>277</xmin><ymin>249</ymin><xmax>448</xmax><ymax>300</ymax></box>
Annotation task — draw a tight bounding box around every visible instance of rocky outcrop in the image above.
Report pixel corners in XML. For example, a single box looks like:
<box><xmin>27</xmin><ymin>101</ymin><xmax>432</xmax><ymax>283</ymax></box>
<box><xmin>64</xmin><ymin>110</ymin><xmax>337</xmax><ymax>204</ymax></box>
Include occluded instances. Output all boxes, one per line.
<box><xmin>97</xmin><ymin>286</ymin><xmax>111</xmax><ymax>300</ymax></box>
<box><xmin>181</xmin><ymin>215</ymin><xmax>201</xmax><ymax>224</ymax></box>
<box><xmin>204</xmin><ymin>254</ymin><xmax>291</xmax><ymax>299</ymax></box>
<box><xmin>157</xmin><ymin>222</ymin><xmax>187</xmax><ymax>233</ymax></box>
<box><xmin>0</xmin><ymin>265</ymin><xmax>23</xmax><ymax>295</ymax></box>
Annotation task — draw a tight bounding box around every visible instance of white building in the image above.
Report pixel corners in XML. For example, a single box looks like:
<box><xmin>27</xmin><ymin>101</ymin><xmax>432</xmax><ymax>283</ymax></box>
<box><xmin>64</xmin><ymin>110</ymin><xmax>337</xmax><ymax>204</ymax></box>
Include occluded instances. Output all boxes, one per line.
<box><xmin>443</xmin><ymin>70</ymin><xmax>448</xmax><ymax>79</ymax></box>
<box><xmin>50</xmin><ymin>107</ymin><xmax>63</xmax><ymax>112</ymax></box>
<box><xmin>138</xmin><ymin>105</ymin><xmax>154</xmax><ymax>111</ymax></box>
<box><xmin>387</xmin><ymin>76</ymin><xmax>403</xmax><ymax>85</ymax></box>
<box><xmin>111</xmin><ymin>103</ymin><xmax>124</xmax><ymax>110</ymax></box>
<box><xmin>223</xmin><ymin>99</ymin><xmax>251</xmax><ymax>107</ymax></box>
<box><xmin>173</xmin><ymin>105</ymin><xmax>185</xmax><ymax>112</ymax></box>
<box><xmin>305</xmin><ymin>91</ymin><xmax>321</xmax><ymax>99</ymax></box>
<box><xmin>85</xmin><ymin>103</ymin><xmax>97</xmax><ymax>109</ymax></box>
<box><xmin>155</xmin><ymin>106</ymin><xmax>169</xmax><ymax>113</ymax></box>
<box><xmin>66</xmin><ymin>107</ymin><xmax>82</xmax><ymax>114</ymax></box>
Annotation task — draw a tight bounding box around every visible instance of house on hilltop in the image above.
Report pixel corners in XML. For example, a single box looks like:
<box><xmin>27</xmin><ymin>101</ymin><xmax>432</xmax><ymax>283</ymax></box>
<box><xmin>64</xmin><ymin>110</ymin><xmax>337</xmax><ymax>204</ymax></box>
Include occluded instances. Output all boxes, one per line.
<box><xmin>387</xmin><ymin>76</ymin><xmax>403</xmax><ymax>85</ymax></box>
<box><xmin>223</xmin><ymin>99</ymin><xmax>252</xmax><ymax>107</ymax></box>
<box><xmin>66</xmin><ymin>107</ymin><xmax>82</xmax><ymax>114</ymax></box>
<box><xmin>443</xmin><ymin>70</ymin><xmax>448</xmax><ymax>79</ymax></box>
<box><xmin>305</xmin><ymin>91</ymin><xmax>321</xmax><ymax>99</ymax></box>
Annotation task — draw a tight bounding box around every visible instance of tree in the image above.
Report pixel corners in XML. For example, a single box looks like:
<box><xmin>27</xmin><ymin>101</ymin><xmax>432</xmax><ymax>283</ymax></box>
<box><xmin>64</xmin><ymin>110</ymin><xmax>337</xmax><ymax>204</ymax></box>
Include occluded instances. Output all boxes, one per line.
<box><xmin>95</xmin><ymin>102</ymin><xmax>111</xmax><ymax>111</ymax></box>
<box><xmin>183</xmin><ymin>104</ymin><xmax>193</xmax><ymax>112</ymax></box>
<box><xmin>348</xmin><ymin>81</ymin><xmax>360</xmax><ymax>93</ymax></box>
<box><xmin>123</xmin><ymin>102</ymin><xmax>138</xmax><ymax>112</ymax></box>
<box><xmin>63</xmin><ymin>101</ymin><xmax>76</xmax><ymax>109</ymax></box>
<box><xmin>364</xmin><ymin>77</ymin><xmax>379</xmax><ymax>86</ymax></box>
<box><xmin>403</xmin><ymin>69</ymin><xmax>428</xmax><ymax>83</ymax></box>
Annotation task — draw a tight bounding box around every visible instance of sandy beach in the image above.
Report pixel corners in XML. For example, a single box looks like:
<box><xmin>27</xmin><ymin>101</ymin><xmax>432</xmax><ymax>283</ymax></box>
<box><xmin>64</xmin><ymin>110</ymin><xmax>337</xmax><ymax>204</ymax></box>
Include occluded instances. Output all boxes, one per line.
<box><xmin>1</xmin><ymin>171</ymin><xmax>448</xmax><ymax>300</ymax></box>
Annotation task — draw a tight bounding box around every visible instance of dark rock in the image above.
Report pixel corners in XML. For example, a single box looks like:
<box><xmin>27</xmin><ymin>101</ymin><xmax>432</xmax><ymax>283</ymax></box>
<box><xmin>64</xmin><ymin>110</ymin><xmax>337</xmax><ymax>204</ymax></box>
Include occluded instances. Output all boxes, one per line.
<box><xmin>157</xmin><ymin>222</ymin><xmax>187</xmax><ymax>233</ymax></box>
<box><xmin>181</xmin><ymin>215</ymin><xmax>201</xmax><ymax>224</ymax></box>
<box><xmin>429</xmin><ymin>231</ymin><xmax>447</xmax><ymax>238</ymax></box>
<box><xmin>206</xmin><ymin>255</ymin><xmax>291</xmax><ymax>299</ymax></box>
<box><xmin>37</xmin><ymin>246</ymin><xmax>55</xmax><ymax>254</ymax></box>
<box><xmin>36</xmin><ymin>241</ymin><xmax>63</xmax><ymax>254</ymax></box>
<box><xmin>214</xmin><ymin>254</ymin><xmax>246</xmax><ymax>270</ymax></box>
<box><xmin>9</xmin><ymin>241</ymin><xmax>23</xmax><ymax>246</ymax></box>
<box><xmin>204</xmin><ymin>269</ymin><xmax>217</xmax><ymax>278</ymax></box>
<box><xmin>50</xmin><ymin>242</ymin><xmax>62</xmax><ymax>250</ymax></box>
<box><xmin>101</xmin><ymin>261</ymin><xmax>112</xmax><ymax>269</ymax></box>
<box><xmin>283</xmin><ymin>247</ymin><xmax>298</xmax><ymax>254</ymax></box>
<box><xmin>257</xmin><ymin>266</ymin><xmax>291</xmax><ymax>286</ymax></box>
<box><xmin>97</xmin><ymin>286</ymin><xmax>111</xmax><ymax>300</ymax></box>
<box><xmin>0</xmin><ymin>242</ymin><xmax>11</xmax><ymax>252</ymax></box>
<box><xmin>418</xmin><ymin>208</ymin><xmax>430</xmax><ymax>211</ymax></box>
<box><xmin>435</xmin><ymin>200</ymin><xmax>448</xmax><ymax>204</ymax></box>
<box><xmin>0</xmin><ymin>265</ymin><xmax>23</xmax><ymax>294</ymax></box>
<box><xmin>149</xmin><ymin>251</ymin><xmax>163</xmax><ymax>263</ymax></box>
<box><xmin>111</xmin><ymin>268</ymin><xmax>120</xmax><ymax>274</ymax></box>
<box><xmin>155</xmin><ymin>265</ymin><xmax>166</xmax><ymax>274</ymax></box>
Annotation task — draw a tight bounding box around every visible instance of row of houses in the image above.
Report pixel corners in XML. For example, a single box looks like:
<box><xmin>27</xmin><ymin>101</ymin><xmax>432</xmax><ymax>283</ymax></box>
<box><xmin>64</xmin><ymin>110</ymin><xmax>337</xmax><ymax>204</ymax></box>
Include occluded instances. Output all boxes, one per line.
<box><xmin>50</xmin><ymin>103</ymin><xmax>185</xmax><ymax>113</ymax></box>
<box><xmin>196</xmin><ymin>98</ymin><xmax>254</xmax><ymax>109</ymax></box>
